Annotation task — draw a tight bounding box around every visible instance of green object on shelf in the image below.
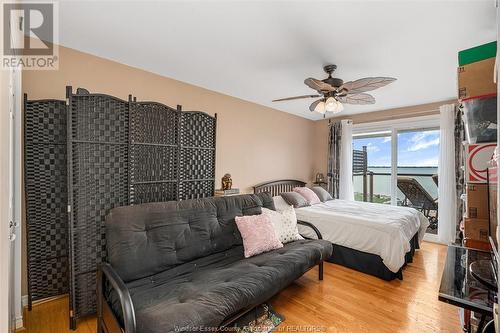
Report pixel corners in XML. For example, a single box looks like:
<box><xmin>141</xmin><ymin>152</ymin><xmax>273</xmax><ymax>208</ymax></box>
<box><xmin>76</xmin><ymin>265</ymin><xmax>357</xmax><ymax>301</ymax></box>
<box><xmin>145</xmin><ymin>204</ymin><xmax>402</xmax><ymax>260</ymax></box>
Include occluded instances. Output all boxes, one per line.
<box><xmin>458</xmin><ymin>41</ymin><xmax>497</xmax><ymax>66</ymax></box>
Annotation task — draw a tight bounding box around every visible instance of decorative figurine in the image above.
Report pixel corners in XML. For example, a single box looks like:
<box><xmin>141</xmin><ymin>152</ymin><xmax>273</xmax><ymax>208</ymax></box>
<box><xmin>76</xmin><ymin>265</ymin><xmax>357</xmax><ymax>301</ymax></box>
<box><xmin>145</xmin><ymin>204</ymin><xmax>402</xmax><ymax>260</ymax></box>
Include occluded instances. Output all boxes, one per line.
<box><xmin>221</xmin><ymin>173</ymin><xmax>232</xmax><ymax>190</ymax></box>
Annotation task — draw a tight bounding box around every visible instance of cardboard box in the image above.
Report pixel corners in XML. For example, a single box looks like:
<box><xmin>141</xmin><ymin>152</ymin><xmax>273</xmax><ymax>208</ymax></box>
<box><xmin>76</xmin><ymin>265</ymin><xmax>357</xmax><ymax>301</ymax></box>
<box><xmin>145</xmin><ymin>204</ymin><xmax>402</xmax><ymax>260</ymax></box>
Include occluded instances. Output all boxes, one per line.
<box><xmin>463</xmin><ymin>217</ymin><xmax>489</xmax><ymax>241</ymax></box>
<box><xmin>465</xmin><ymin>143</ymin><xmax>497</xmax><ymax>183</ymax></box>
<box><xmin>463</xmin><ymin>238</ymin><xmax>491</xmax><ymax>251</ymax></box>
<box><xmin>458</xmin><ymin>57</ymin><xmax>496</xmax><ymax>100</ymax></box>
<box><xmin>459</xmin><ymin>41</ymin><xmax>497</xmax><ymax>66</ymax></box>
<box><xmin>465</xmin><ymin>183</ymin><xmax>489</xmax><ymax>219</ymax></box>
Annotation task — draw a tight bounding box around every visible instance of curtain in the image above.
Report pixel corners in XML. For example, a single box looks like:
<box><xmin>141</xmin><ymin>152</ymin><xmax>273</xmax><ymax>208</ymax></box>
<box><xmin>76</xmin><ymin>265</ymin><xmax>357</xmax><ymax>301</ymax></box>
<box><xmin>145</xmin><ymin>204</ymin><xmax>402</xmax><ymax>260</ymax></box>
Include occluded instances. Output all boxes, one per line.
<box><xmin>438</xmin><ymin>104</ymin><xmax>457</xmax><ymax>244</ymax></box>
<box><xmin>454</xmin><ymin>106</ymin><xmax>466</xmax><ymax>242</ymax></box>
<box><xmin>327</xmin><ymin>121</ymin><xmax>341</xmax><ymax>198</ymax></box>
<box><xmin>339</xmin><ymin>119</ymin><xmax>355</xmax><ymax>200</ymax></box>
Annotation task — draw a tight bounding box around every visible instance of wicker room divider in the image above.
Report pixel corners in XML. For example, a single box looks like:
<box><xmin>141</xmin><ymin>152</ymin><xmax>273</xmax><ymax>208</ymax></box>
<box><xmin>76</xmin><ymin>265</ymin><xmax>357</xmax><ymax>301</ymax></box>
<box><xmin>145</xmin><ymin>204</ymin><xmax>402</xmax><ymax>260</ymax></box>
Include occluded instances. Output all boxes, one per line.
<box><xmin>24</xmin><ymin>87</ymin><xmax>216</xmax><ymax>329</ymax></box>
<box><xmin>24</xmin><ymin>96</ymin><xmax>69</xmax><ymax>310</ymax></box>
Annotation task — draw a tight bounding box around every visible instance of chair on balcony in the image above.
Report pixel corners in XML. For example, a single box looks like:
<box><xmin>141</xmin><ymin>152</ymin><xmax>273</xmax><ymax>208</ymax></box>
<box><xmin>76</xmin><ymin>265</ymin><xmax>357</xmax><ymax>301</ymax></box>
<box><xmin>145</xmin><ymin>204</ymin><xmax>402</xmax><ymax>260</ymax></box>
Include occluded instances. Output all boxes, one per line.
<box><xmin>397</xmin><ymin>177</ymin><xmax>438</xmax><ymax>230</ymax></box>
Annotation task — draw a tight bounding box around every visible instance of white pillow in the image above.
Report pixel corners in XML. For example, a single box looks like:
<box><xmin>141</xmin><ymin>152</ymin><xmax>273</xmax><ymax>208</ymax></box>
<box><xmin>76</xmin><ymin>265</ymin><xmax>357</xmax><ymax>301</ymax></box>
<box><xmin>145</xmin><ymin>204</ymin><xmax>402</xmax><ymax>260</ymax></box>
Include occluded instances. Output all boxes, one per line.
<box><xmin>262</xmin><ymin>207</ymin><xmax>304</xmax><ymax>244</ymax></box>
<box><xmin>272</xmin><ymin>196</ymin><xmax>292</xmax><ymax>212</ymax></box>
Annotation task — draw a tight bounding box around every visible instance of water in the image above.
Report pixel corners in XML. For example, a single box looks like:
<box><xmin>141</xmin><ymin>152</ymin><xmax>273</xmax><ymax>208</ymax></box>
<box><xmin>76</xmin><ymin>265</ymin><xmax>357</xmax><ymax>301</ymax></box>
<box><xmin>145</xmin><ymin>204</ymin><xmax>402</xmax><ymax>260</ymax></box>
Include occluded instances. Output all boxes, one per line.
<box><xmin>353</xmin><ymin>166</ymin><xmax>438</xmax><ymax>201</ymax></box>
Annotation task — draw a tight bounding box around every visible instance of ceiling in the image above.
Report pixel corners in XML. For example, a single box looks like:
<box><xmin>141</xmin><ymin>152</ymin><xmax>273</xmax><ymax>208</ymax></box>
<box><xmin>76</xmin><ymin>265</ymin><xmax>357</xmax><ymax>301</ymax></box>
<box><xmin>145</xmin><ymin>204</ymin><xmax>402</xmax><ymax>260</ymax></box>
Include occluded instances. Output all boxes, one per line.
<box><xmin>58</xmin><ymin>1</ymin><xmax>496</xmax><ymax>120</ymax></box>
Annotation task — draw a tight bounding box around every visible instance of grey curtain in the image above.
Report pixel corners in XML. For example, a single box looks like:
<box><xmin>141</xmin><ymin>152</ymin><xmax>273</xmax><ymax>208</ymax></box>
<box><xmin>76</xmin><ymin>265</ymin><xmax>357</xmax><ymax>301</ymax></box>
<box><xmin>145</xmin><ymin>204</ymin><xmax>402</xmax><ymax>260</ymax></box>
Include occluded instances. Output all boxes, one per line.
<box><xmin>455</xmin><ymin>106</ymin><xmax>465</xmax><ymax>241</ymax></box>
<box><xmin>327</xmin><ymin>121</ymin><xmax>342</xmax><ymax>198</ymax></box>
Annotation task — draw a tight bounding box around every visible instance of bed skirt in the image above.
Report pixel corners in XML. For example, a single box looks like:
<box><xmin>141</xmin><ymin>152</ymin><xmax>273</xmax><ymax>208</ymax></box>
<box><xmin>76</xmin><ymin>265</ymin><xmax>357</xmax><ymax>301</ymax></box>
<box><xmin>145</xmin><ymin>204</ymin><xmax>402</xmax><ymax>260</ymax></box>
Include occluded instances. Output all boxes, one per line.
<box><xmin>327</xmin><ymin>232</ymin><xmax>420</xmax><ymax>281</ymax></box>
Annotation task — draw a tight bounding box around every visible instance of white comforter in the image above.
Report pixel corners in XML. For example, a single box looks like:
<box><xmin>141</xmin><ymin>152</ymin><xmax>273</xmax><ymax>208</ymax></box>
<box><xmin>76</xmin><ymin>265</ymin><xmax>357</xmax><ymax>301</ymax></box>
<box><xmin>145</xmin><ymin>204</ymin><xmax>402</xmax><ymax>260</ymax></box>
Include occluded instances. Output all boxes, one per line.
<box><xmin>294</xmin><ymin>200</ymin><xmax>429</xmax><ymax>273</ymax></box>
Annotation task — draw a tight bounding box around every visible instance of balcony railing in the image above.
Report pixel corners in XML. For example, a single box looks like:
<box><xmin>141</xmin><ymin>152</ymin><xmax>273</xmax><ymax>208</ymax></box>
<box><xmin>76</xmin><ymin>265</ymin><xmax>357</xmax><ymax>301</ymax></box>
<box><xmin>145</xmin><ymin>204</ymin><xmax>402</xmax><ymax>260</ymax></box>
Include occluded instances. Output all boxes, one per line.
<box><xmin>354</xmin><ymin>172</ymin><xmax>437</xmax><ymax>202</ymax></box>
<box><xmin>353</xmin><ymin>172</ymin><xmax>439</xmax><ymax>233</ymax></box>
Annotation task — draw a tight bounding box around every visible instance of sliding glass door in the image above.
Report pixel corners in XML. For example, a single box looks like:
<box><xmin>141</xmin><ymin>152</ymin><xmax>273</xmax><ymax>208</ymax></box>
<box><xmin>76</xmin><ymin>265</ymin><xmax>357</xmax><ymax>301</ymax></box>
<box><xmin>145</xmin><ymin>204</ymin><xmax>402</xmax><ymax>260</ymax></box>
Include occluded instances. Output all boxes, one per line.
<box><xmin>352</xmin><ymin>117</ymin><xmax>440</xmax><ymax>237</ymax></box>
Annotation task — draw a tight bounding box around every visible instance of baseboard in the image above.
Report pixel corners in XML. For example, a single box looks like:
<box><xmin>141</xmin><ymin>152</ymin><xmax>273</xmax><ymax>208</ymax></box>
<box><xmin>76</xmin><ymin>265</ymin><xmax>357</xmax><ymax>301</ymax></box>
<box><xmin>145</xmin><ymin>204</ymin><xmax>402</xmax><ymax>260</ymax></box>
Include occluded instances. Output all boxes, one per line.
<box><xmin>15</xmin><ymin>315</ymin><xmax>24</xmax><ymax>330</ymax></box>
<box><xmin>16</xmin><ymin>295</ymin><xmax>29</xmax><ymax>330</ymax></box>
<box><xmin>21</xmin><ymin>295</ymin><xmax>28</xmax><ymax>308</ymax></box>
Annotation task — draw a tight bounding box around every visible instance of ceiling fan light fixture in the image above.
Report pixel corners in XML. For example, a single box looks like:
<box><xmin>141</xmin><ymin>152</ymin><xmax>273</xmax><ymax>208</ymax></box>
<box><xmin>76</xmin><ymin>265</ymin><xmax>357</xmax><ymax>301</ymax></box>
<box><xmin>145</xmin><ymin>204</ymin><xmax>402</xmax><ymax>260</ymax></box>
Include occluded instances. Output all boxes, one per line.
<box><xmin>272</xmin><ymin>65</ymin><xmax>396</xmax><ymax>115</ymax></box>
<box><xmin>325</xmin><ymin>97</ymin><xmax>337</xmax><ymax>112</ymax></box>
<box><xmin>314</xmin><ymin>101</ymin><xmax>326</xmax><ymax>114</ymax></box>
<box><xmin>332</xmin><ymin>101</ymin><xmax>344</xmax><ymax>114</ymax></box>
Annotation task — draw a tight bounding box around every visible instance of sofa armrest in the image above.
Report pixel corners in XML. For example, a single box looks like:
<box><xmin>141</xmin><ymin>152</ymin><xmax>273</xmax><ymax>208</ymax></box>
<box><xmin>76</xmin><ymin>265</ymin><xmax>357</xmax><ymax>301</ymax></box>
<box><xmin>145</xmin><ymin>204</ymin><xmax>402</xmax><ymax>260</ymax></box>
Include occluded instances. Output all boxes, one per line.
<box><xmin>297</xmin><ymin>220</ymin><xmax>322</xmax><ymax>240</ymax></box>
<box><xmin>296</xmin><ymin>220</ymin><xmax>325</xmax><ymax>280</ymax></box>
<box><xmin>97</xmin><ymin>263</ymin><xmax>136</xmax><ymax>333</ymax></box>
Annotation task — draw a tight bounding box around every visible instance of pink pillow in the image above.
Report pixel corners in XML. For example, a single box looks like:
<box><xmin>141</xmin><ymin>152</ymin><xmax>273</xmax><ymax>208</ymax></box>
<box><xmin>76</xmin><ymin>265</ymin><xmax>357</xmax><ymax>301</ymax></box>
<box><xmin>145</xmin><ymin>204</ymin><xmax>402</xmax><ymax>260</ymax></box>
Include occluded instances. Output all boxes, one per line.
<box><xmin>293</xmin><ymin>187</ymin><xmax>321</xmax><ymax>205</ymax></box>
<box><xmin>235</xmin><ymin>214</ymin><xmax>283</xmax><ymax>258</ymax></box>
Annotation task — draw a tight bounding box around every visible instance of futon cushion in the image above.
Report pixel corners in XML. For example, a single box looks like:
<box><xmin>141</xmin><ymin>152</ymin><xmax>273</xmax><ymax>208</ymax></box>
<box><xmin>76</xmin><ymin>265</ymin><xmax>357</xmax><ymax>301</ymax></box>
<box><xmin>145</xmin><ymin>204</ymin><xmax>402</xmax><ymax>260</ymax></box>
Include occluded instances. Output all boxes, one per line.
<box><xmin>235</xmin><ymin>214</ymin><xmax>283</xmax><ymax>258</ymax></box>
<box><xmin>110</xmin><ymin>240</ymin><xmax>333</xmax><ymax>333</ymax></box>
<box><xmin>106</xmin><ymin>194</ymin><xmax>265</xmax><ymax>282</ymax></box>
<box><xmin>293</xmin><ymin>187</ymin><xmax>321</xmax><ymax>205</ymax></box>
<box><xmin>311</xmin><ymin>186</ymin><xmax>334</xmax><ymax>202</ymax></box>
<box><xmin>280</xmin><ymin>192</ymin><xmax>309</xmax><ymax>208</ymax></box>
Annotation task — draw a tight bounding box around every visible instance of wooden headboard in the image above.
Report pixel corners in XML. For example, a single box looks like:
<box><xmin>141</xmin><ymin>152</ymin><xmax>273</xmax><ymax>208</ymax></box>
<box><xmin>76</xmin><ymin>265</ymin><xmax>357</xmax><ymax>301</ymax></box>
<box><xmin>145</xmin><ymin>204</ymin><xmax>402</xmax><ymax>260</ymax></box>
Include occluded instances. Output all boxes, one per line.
<box><xmin>253</xmin><ymin>179</ymin><xmax>306</xmax><ymax>197</ymax></box>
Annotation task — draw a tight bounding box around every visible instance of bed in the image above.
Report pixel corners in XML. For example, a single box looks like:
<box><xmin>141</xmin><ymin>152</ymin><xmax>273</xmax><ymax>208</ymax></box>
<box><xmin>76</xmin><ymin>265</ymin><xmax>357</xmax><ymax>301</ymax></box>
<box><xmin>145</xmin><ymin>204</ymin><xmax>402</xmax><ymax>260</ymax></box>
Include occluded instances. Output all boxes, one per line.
<box><xmin>253</xmin><ymin>179</ymin><xmax>430</xmax><ymax>281</ymax></box>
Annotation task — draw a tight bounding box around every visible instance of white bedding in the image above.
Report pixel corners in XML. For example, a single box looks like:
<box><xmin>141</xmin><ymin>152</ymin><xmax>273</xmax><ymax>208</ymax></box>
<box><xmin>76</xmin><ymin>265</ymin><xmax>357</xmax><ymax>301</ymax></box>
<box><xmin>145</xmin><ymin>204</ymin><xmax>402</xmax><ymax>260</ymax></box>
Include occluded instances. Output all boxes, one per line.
<box><xmin>291</xmin><ymin>199</ymin><xmax>429</xmax><ymax>273</ymax></box>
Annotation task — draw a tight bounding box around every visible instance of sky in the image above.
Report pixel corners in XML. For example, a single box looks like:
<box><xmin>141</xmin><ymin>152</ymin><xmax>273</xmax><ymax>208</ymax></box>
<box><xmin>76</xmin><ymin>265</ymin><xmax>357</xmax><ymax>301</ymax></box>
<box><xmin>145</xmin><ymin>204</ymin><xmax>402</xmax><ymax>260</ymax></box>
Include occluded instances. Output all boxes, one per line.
<box><xmin>352</xmin><ymin>129</ymin><xmax>440</xmax><ymax>167</ymax></box>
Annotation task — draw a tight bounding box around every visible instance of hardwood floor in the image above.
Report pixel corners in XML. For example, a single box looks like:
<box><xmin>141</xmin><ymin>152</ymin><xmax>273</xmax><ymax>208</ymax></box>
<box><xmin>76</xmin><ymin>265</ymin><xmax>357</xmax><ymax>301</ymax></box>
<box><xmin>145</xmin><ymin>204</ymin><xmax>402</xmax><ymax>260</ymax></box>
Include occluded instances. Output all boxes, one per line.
<box><xmin>24</xmin><ymin>241</ymin><xmax>461</xmax><ymax>333</ymax></box>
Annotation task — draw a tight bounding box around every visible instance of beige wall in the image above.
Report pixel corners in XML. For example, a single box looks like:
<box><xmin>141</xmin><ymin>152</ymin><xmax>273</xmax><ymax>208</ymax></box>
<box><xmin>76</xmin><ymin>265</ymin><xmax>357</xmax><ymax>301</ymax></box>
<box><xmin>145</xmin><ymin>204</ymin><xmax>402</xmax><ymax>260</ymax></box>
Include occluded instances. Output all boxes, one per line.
<box><xmin>21</xmin><ymin>45</ymin><xmax>318</xmax><ymax>295</ymax></box>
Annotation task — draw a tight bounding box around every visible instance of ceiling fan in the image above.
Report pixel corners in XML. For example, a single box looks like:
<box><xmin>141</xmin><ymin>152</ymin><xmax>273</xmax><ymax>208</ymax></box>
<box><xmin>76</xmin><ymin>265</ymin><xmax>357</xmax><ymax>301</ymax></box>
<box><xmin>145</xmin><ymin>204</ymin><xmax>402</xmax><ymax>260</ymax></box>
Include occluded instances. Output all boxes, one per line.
<box><xmin>272</xmin><ymin>65</ymin><xmax>397</xmax><ymax>115</ymax></box>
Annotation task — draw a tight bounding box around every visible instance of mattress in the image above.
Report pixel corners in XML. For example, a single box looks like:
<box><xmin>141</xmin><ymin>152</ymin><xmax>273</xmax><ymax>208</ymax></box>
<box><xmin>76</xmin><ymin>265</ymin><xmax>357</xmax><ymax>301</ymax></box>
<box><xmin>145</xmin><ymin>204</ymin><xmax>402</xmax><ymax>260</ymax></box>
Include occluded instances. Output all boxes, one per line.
<box><xmin>292</xmin><ymin>199</ymin><xmax>430</xmax><ymax>273</ymax></box>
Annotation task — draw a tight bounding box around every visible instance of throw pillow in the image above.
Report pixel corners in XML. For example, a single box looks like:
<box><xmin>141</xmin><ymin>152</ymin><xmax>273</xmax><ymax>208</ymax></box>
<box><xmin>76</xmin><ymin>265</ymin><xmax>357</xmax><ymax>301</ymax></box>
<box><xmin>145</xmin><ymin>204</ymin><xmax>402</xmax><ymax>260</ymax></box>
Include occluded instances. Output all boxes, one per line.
<box><xmin>273</xmin><ymin>196</ymin><xmax>292</xmax><ymax>212</ymax></box>
<box><xmin>262</xmin><ymin>207</ymin><xmax>304</xmax><ymax>244</ymax></box>
<box><xmin>256</xmin><ymin>192</ymin><xmax>276</xmax><ymax>210</ymax></box>
<box><xmin>293</xmin><ymin>187</ymin><xmax>321</xmax><ymax>205</ymax></box>
<box><xmin>310</xmin><ymin>186</ymin><xmax>334</xmax><ymax>202</ymax></box>
<box><xmin>235</xmin><ymin>214</ymin><xmax>283</xmax><ymax>258</ymax></box>
<box><xmin>280</xmin><ymin>192</ymin><xmax>309</xmax><ymax>208</ymax></box>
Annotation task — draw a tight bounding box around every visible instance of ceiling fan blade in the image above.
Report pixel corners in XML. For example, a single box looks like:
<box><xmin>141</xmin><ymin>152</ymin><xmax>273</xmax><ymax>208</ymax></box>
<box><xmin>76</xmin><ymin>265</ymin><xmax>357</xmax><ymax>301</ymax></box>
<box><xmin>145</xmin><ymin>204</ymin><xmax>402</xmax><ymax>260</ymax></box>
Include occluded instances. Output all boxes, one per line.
<box><xmin>341</xmin><ymin>77</ymin><xmax>396</xmax><ymax>94</ymax></box>
<box><xmin>309</xmin><ymin>99</ymin><xmax>323</xmax><ymax>112</ymax></box>
<box><xmin>272</xmin><ymin>94</ymin><xmax>321</xmax><ymax>102</ymax></box>
<box><xmin>338</xmin><ymin>93</ymin><xmax>376</xmax><ymax>105</ymax></box>
<box><xmin>304</xmin><ymin>78</ymin><xmax>335</xmax><ymax>92</ymax></box>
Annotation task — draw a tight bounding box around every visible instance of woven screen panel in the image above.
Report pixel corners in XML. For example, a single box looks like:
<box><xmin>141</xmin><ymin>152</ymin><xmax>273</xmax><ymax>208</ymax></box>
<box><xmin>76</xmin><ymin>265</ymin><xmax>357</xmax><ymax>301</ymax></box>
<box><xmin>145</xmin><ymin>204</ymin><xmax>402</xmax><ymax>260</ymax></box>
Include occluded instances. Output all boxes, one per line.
<box><xmin>130</xmin><ymin>102</ymin><xmax>178</xmax><ymax>145</ymax></box>
<box><xmin>178</xmin><ymin>112</ymin><xmax>217</xmax><ymax>200</ymax></box>
<box><xmin>178</xmin><ymin>180</ymin><xmax>215</xmax><ymax>200</ymax></box>
<box><xmin>24</xmin><ymin>99</ymin><xmax>69</xmax><ymax>304</ymax></box>
<box><xmin>71</xmin><ymin>95</ymin><xmax>129</xmax><ymax>142</ymax></box>
<box><xmin>129</xmin><ymin>102</ymin><xmax>179</xmax><ymax>204</ymax></box>
<box><xmin>179</xmin><ymin>147</ymin><xmax>215</xmax><ymax>181</ymax></box>
<box><xmin>131</xmin><ymin>182</ymin><xmax>178</xmax><ymax>204</ymax></box>
<box><xmin>130</xmin><ymin>145</ymin><xmax>178</xmax><ymax>182</ymax></box>
<box><xmin>180</xmin><ymin>112</ymin><xmax>216</xmax><ymax>148</ymax></box>
<box><xmin>25</xmin><ymin>100</ymin><xmax>67</xmax><ymax>143</ymax></box>
<box><xmin>69</xmin><ymin>94</ymin><xmax>129</xmax><ymax>319</ymax></box>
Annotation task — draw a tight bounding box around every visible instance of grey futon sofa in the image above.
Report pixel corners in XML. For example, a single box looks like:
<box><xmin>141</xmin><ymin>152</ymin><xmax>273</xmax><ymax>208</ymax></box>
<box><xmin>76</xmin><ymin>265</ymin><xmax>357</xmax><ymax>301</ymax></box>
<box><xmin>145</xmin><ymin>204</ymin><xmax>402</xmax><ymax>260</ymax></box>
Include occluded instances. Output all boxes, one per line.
<box><xmin>97</xmin><ymin>193</ymin><xmax>332</xmax><ymax>333</ymax></box>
